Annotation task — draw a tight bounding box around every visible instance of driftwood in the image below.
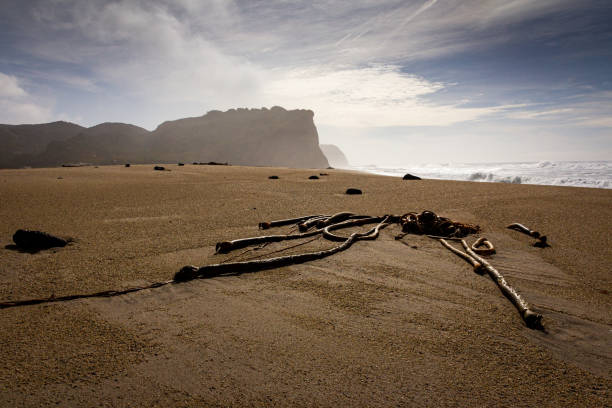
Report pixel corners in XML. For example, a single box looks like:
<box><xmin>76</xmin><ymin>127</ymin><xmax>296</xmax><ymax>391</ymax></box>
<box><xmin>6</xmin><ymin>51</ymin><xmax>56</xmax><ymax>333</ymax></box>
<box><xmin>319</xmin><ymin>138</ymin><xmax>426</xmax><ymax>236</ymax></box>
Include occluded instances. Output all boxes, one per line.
<box><xmin>507</xmin><ymin>223</ymin><xmax>549</xmax><ymax>247</ymax></box>
<box><xmin>217</xmin><ymin>215</ymin><xmax>382</xmax><ymax>253</ymax></box>
<box><xmin>1</xmin><ymin>209</ymin><xmax>543</xmax><ymax>330</ymax></box>
<box><xmin>439</xmin><ymin>238</ymin><xmax>483</xmax><ymax>273</ymax></box>
<box><xmin>175</xmin><ymin>217</ymin><xmax>390</xmax><ymax>282</ymax></box>
<box><xmin>439</xmin><ymin>238</ymin><xmax>542</xmax><ymax>329</ymax></box>
<box><xmin>471</xmin><ymin>237</ymin><xmax>496</xmax><ymax>255</ymax></box>
<box><xmin>258</xmin><ymin>214</ymin><xmax>327</xmax><ymax>230</ymax></box>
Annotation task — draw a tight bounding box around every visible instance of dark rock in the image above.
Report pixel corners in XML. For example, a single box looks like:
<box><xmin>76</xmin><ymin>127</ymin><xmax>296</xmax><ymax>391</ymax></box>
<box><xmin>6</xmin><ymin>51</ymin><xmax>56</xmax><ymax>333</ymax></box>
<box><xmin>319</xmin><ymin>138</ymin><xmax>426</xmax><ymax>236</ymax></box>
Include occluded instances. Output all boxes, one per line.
<box><xmin>178</xmin><ymin>162</ymin><xmax>184</xmax><ymax>166</ymax></box>
<box><xmin>309</xmin><ymin>175</ymin><xmax>319</xmax><ymax>180</ymax></box>
<box><xmin>13</xmin><ymin>229</ymin><xmax>68</xmax><ymax>250</ymax></box>
<box><xmin>154</xmin><ymin>166</ymin><xmax>165</xmax><ymax>171</ymax></box>
<box><xmin>125</xmin><ymin>163</ymin><xmax>130</xmax><ymax>167</ymax></box>
<box><xmin>206</xmin><ymin>161</ymin><xmax>228</xmax><ymax>165</ymax></box>
<box><xmin>345</xmin><ymin>188</ymin><xmax>362</xmax><ymax>195</ymax></box>
<box><xmin>402</xmin><ymin>173</ymin><xmax>422</xmax><ymax>180</ymax></box>
<box><xmin>319</xmin><ymin>173</ymin><xmax>329</xmax><ymax>176</ymax></box>
<box><xmin>192</xmin><ymin>162</ymin><xmax>199</xmax><ymax>165</ymax></box>
<box><xmin>268</xmin><ymin>175</ymin><xmax>279</xmax><ymax>179</ymax></box>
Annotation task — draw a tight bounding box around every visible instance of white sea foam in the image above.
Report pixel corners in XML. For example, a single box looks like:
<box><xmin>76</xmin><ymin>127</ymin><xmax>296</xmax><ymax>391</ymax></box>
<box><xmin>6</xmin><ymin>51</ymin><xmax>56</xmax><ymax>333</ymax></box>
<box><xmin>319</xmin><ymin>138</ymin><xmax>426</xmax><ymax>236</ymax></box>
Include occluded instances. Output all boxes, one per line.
<box><xmin>353</xmin><ymin>161</ymin><xmax>612</xmax><ymax>189</ymax></box>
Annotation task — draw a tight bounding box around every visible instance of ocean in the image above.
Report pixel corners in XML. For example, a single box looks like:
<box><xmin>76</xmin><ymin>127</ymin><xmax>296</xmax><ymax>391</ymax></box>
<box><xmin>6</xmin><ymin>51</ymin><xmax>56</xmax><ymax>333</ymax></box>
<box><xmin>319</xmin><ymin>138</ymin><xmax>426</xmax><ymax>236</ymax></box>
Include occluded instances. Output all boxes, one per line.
<box><xmin>353</xmin><ymin>161</ymin><xmax>612</xmax><ymax>189</ymax></box>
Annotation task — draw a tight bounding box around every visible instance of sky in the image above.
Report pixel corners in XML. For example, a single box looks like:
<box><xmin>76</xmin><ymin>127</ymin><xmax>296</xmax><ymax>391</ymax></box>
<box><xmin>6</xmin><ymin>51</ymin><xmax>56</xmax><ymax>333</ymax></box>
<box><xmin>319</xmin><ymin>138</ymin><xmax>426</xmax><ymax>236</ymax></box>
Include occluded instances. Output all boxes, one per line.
<box><xmin>1</xmin><ymin>0</ymin><xmax>611</xmax><ymax>165</ymax></box>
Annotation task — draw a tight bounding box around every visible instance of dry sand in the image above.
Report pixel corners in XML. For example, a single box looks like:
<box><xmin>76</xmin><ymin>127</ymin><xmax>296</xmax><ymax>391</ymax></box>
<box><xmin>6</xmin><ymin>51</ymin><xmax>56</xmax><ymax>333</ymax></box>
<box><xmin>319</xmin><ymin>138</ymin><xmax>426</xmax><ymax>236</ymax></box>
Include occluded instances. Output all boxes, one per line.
<box><xmin>0</xmin><ymin>164</ymin><xmax>610</xmax><ymax>407</ymax></box>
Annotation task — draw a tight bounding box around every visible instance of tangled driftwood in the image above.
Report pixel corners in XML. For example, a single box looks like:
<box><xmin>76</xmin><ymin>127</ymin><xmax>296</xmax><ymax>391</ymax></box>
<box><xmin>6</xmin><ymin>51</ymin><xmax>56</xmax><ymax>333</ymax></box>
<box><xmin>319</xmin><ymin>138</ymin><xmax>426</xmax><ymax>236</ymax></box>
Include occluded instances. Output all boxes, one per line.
<box><xmin>0</xmin><ymin>210</ymin><xmax>543</xmax><ymax>329</ymax></box>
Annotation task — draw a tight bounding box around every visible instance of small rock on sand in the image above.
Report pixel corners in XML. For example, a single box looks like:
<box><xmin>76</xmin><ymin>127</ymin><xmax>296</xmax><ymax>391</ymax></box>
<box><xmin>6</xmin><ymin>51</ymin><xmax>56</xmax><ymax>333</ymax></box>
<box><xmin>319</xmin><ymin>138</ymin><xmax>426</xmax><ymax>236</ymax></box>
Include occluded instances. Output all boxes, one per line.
<box><xmin>403</xmin><ymin>173</ymin><xmax>422</xmax><ymax>180</ymax></box>
<box><xmin>345</xmin><ymin>188</ymin><xmax>362</xmax><ymax>195</ymax></box>
<box><xmin>13</xmin><ymin>229</ymin><xmax>68</xmax><ymax>250</ymax></box>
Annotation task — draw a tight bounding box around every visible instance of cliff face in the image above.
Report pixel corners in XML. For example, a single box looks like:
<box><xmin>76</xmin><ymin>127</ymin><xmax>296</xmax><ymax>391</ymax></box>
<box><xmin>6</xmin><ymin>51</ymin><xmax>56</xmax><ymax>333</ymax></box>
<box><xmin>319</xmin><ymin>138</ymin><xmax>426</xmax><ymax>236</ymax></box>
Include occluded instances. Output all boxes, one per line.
<box><xmin>0</xmin><ymin>107</ymin><xmax>329</xmax><ymax>169</ymax></box>
<box><xmin>320</xmin><ymin>144</ymin><xmax>350</xmax><ymax>168</ymax></box>
<box><xmin>150</xmin><ymin>107</ymin><xmax>328</xmax><ymax>168</ymax></box>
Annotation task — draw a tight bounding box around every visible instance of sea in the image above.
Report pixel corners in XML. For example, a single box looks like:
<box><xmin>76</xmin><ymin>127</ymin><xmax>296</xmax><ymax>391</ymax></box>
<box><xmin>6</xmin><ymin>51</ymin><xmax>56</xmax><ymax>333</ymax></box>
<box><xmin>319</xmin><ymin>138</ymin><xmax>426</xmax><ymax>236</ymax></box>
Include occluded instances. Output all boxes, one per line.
<box><xmin>353</xmin><ymin>161</ymin><xmax>612</xmax><ymax>189</ymax></box>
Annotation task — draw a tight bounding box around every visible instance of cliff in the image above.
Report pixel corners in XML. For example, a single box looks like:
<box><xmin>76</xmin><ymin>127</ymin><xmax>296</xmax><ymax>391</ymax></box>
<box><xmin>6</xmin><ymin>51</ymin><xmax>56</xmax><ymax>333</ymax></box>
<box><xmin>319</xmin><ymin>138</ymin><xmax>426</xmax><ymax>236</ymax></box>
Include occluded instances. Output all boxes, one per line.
<box><xmin>0</xmin><ymin>107</ymin><xmax>329</xmax><ymax>169</ymax></box>
<box><xmin>150</xmin><ymin>107</ymin><xmax>329</xmax><ymax>168</ymax></box>
<box><xmin>320</xmin><ymin>144</ymin><xmax>350</xmax><ymax>168</ymax></box>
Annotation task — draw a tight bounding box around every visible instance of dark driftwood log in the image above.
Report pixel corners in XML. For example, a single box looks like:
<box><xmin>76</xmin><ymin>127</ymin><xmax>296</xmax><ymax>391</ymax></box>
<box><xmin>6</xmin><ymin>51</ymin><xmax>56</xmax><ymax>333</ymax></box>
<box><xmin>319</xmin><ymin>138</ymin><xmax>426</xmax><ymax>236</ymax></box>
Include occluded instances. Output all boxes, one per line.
<box><xmin>461</xmin><ymin>240</ymin><xmax>543</xmax><ymax>329</ymax></box>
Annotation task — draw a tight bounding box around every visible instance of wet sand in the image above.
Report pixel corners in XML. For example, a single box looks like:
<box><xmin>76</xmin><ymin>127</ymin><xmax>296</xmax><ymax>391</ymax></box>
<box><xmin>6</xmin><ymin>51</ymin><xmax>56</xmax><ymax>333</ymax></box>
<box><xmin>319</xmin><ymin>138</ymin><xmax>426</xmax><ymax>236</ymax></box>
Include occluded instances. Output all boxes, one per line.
<box><xmin>0</xmin><ymin>164</ymin><xmax>610</xmax><ymax>407</ymax></box>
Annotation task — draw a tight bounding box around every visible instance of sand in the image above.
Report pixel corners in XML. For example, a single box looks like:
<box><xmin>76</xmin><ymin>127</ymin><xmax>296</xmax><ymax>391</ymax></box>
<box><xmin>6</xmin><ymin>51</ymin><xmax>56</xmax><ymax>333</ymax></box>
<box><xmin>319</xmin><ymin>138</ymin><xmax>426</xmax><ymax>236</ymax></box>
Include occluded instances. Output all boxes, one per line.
<box><xmin>0</xmin><ymin>164</ymin><xmax>610</xmax><ymax>407</ymax></box>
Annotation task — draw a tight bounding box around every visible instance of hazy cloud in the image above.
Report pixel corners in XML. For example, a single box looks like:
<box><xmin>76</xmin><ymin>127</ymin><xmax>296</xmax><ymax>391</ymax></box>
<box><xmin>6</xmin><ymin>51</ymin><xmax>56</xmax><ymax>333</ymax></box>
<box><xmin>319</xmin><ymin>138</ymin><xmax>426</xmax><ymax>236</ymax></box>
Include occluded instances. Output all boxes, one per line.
<box><xmin>0</xmin><ymin>72</ymin><xmax>52</xmax><ymax>123</ymax></box>
<box><xmin>0</xmin><ymin>72</ymin><xmax>27</xmax><ymax>98</ymax></box>
<box><xmin>264</xmin><ymin>65</ymin><xmax>510</xmax><ymax>127</ymax></box>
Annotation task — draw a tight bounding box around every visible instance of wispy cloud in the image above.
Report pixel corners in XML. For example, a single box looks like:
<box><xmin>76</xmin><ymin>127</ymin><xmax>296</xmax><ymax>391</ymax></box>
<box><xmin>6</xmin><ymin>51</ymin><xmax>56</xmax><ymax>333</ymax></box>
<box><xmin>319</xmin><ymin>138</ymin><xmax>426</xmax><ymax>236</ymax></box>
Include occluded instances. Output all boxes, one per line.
<box><xmin>263</xmin><ymin>65</ymin><xmax>512</xmax><ymax>127</ymax></box>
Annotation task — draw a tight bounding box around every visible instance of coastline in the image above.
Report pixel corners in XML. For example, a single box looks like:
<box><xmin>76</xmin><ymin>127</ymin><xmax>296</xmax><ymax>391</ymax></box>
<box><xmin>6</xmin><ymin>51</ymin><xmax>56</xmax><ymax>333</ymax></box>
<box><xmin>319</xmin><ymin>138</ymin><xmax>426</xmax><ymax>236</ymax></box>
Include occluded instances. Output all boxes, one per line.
<box><xmin>1</xmin><ymin>164</ymin><xmax>610</xmax><ymax>406</ymax></box>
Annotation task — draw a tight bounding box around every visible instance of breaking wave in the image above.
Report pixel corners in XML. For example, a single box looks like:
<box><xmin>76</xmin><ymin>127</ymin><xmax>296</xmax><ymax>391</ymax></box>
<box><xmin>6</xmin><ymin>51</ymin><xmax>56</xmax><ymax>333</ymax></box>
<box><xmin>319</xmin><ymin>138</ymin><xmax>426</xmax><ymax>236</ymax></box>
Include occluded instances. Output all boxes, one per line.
<box><xmin>354</xmin><ymin>161</ymin><xmax>611</xmax><ymax>189</ymax></box>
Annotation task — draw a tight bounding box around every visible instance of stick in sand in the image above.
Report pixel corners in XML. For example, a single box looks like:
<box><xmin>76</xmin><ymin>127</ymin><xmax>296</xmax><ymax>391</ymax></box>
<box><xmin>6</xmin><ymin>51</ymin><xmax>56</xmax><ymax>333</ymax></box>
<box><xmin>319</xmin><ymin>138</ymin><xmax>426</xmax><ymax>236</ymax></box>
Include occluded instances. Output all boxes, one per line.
<box><xmin>439</xmin><ymin>238</ymin><xmax>542</xmax><ymax>329</ymax></box>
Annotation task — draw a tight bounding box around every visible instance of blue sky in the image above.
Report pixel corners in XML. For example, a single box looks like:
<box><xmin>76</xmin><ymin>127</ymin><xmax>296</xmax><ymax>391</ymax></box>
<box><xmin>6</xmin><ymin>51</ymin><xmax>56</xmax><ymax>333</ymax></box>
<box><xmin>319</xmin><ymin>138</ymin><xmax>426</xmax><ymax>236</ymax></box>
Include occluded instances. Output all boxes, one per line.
<box><xmin>1</xmin><ymin>0</ymin><xmax>610</xmax><ymax>164</ymax></box>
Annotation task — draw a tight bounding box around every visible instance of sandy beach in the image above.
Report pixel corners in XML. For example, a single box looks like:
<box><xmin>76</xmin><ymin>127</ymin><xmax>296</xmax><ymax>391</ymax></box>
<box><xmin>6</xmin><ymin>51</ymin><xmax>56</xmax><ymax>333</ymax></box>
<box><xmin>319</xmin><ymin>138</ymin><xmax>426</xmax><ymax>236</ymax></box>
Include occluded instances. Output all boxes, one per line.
<box><xmin>0</xmin><ymin>164</ymin><xmax>610</xmax><ymax>407</ymax></box>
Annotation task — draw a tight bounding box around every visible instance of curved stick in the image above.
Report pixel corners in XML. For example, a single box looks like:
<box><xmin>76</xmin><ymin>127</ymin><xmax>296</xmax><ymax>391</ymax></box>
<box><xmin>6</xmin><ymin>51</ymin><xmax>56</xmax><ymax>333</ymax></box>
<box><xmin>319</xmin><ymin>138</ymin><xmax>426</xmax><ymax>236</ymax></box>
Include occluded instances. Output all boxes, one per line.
<box><xmin>216</xmin><ymin>229</ymin><xmax>322</xmax><ymax>253</ymax></box>
<box><xmin>176</xmin><ymin>218</ymin><xmax>391</xmax><ymax>282</ymax></box>
<box><xmin>471</xmin><ymin>237</ymin><xmax>496</xmax><ymax>255</ymax></box>
<box><xmin>507</xmin><ymin>223</ymin><xmax>540</xmax><ymax>238</ymax></box>
<box><xmin>461</xmin><ymin>240</ymin><xmax>543</xmax><ymax>329</ymax></box>
<box><xmin>507</xmin><ymin>223</ymin><xmax>548</xmax><ymax>247</ymax></box>
<box><xmin>322</xmin><ymin>217</ymin><xmax>386</xmax><ymax>241</ymax></box>
<box><xmin>218</xmin><ymin>216</ymin><xmax>385</xmax><ymax>253</ymax></box>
